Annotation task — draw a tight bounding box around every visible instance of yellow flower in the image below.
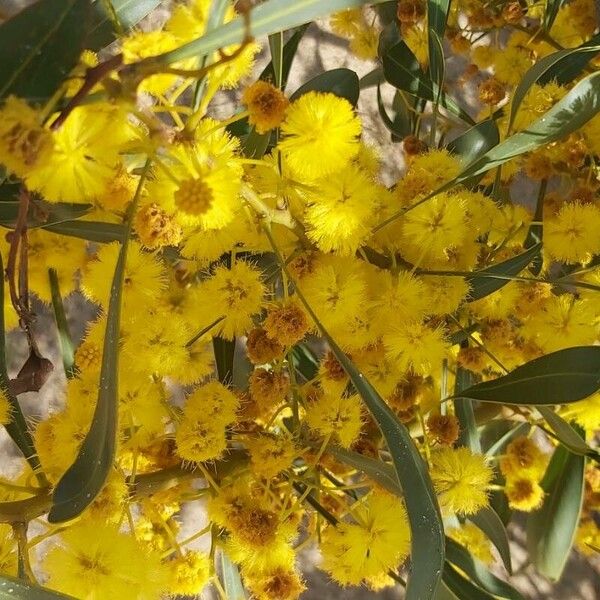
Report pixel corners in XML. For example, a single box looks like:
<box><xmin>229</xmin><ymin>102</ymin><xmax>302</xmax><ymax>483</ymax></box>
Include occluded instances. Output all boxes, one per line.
<box><xmin>500</xmin><ymin>436</ymin><xmax>547</xmax><ymax>480</ymax></box>
<box><xmin>545</xmin><ymin>202</ymin><xmax>600</xmax><ymax>264</ymax></box>
<box><xmin>167</xmin><ymin>551</ymin><xmax>211</xmax><ymax>596</ymax></box>
<box><xmin>246</xmin><ymin>566</ymin><xmax>305</xmax><ymax>600</ymax></box>
<box><xmin>404</xmin><ymin>24</ymin><xmax>429</xmax><ymax>67</ymax></box>
<box><xmin>304</xmin><ymin>165</ymin><xmax>381</xmax><ymax>255</ymax></box>
<box><xmin>430</xmin><ymin>446</ymin><xmax>494</xmax><ymax>515</ymax></box>
<box><xmin>278</xmin><ymin>91</ymin><xmax>361</xmax><ymax>180</ymax></box>
<box><xmin>0</xmin><ymin>524</ymin><xmax>17</xmax><ymax>577</ymax></box>
<box><xmin>505</xmin><ymin>476</ymin><xmax>545</xmax><ymax>511</ymax></box>
<box><xmin>263</xmin><ymin>298</ymin><xmax>310</xmax><ymax>347</ymax></box>
<box><xmin>246</xmin><ymin>434</ymin><xmax>298</xmax><ymax>479</ymax></box>
<box><xmin>447</xmin><ymin>523</ymin><xmax>494</xmax><ymax>565</ymax></box>
<box><xmin>242</xmin><ymin>81</ymin><xmax>289</xmax><ymax>134</ymax></box>
<box><xmin>27</xmin><ymin>103</ymin><xmax>132</xmax><ymax>203</ymax></box>
<box><xmin>321</xmin><ymin>492</ymin><xmax>411</xmax><ymax>585</ymax></box>
<box><xmin>0</xmin><ymin>96</ymin><xmax>53</xmax><ymax>177</ymax></box>
<box><xmin>43</xmin><ymin>523</ymin><xmax>167</xmax><ymax>599</ymax></box>
<box><xmin>305</xmin><ymin>390</ymin><xmax>363</xmax><ymax>448</ymax></box>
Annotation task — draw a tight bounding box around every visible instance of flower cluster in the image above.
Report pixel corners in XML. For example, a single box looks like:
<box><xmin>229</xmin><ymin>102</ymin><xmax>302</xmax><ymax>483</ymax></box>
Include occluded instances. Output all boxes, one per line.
<box><xmin>0</xmin><ymin>0</ymin><xmax>599</xmax><ymax>598</ymax></box>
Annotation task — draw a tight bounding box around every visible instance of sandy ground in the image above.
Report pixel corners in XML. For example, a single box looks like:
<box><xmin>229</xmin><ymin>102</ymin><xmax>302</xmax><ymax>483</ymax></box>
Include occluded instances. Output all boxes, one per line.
<box><xmin>0</xmin><ymin>0</ymin><xmax>599</xmax><ymax>598</ymax></box>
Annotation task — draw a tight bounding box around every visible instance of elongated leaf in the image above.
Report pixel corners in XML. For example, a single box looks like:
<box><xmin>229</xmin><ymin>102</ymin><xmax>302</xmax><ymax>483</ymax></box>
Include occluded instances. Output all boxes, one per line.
<box><xmin>377</xmin><ymin>85</ymin><xmax>413</xmax><ymax>141</ymax></box>
<box><xmin>213</xmin><ymin>336</ymin><xmax>235</xmax><ymax>385</ymax></box>
<box><xmin>544</xmin><ymin>34</ymin><xmax>600</xmax><ymax>86</ymax></box>
<box><xmin>0</xmin><ymin>574</ymin><xmax>76</xmax><ymax>599</ymax></box>
<box><xmin>48</xmin><ymin>165</ymin><xmax>149</xmax><ymax>523</ymax></box>
<box><xmin>0</xmin><ymin>0</ymin><xmax>90</xmax><ymax>101</ymax></box>
<box><xmin>457</xmin><ymin>346</ymin><xmax>600</xmax><ymax>406</ymax></box>
<box><xmin>454</xmin><ymin>365</ymin><xmax>481</xmax><ymax>453</ymax></box>
<box><xmin>268</xmin><ymin>32</ymin><xmax>284</xmax><ymax>88</ymax></box>
<box><xmin>482</xmin><ymin>421</ymin><xmax>530</xmax><ymax>457</ymax></box>
<box><xmin>452</xmin><ymin>72</ymin><xmax>600</xmax><ymax>183</ymax></box>
<box><xmin>447</xmin><ymin>120</ymin><xmax>499</xmax><ymax>167</ymax></box>
<box><xmin>537</xmin><ymin>406</ymin><xmax>599</xmax><ymax>458</ymax></box>
<box><xmin>442</xmin><ymin>563</ymin><xmax>497</xmax><ymax>600</ymax></box>
<box><xmin>360</xmin><ymin>67</ymin><xmax>383</xmax><ymax>89</ymax></box>
<box><xmin>48</xmin><ymin>269</ymin><xmax>76</xmax><ymax>379</ymax></box>
<box><xmin>468</xmin><ymin>508</ymin><xmax>512</xmax><ymax>574</ymax></box>
<box><xmin>43</xmin><ymin>220</ymin><xmax>125</xmax><ymax>243</ymax></box>
<box><xmin>219</xmin><ymin>551</ymin><xmax>248</xmax><ymax>600</ymax></box>
<box><xmin>466</xmin><ymin>243</ymin><xmax>541</xmax><ymax>302</ymax></box>
<box><xmin>427</xmin><ymin>22</ymin><xmax>447</xmax><ymax>91</ymax></box>
<box><xmin>291</xmin><ymin>68</ymin><xmax>360</xmax><ymax>106</ymax></box>
<box><xmin>508</xmin><ymin>38</ymin><xmax>600</xmax><ymax>132</ymax></box>
<box><xmin>327</xmin><ymin>445</ymin><xmax>401</xmax><ymax>495</ymax></box>
<box><xmin>0</xmin><ymin>200</ymin><xmax>90</xmax><ymax>228</ymax></box>
<box><xmin>86</xmin><ymin>0</ymin><xmax>162</xmax><ymax>50</ymax></box>
<box><xmin>290</xmin><ymin>343</ymin><xmax>319</xmax><ymax>381</ymax></box>
<box><xmin>527</xmin><ymin>438</ymin><xmax>586</xmax><ymax>579</ymax></box>
<box><xmin>324</xmin><ymin>338</ymin><xmax>445</xmax><ymax>599</ymax></box>
<box><xmin>544</xmin><ymin>0</ymin><xmax>565</xmax><ymax>31</ymax></box>
<box><xmin>382</xmin><ymin>41</ymin><xmax>474</xmax><ymax>124</ymax></box>
<box><xmin>445</xmin><ymin>539</ymin><xmax>522</xmax><ymax>600</ymax></box>
<box><xmin>0</xmin><ymin>254</ymin><xmax>46</xmax><ymax>485</ymax></box>
<box><xmin>260</xmin><ymin>24</ymin><xmax>309</xmax><ymax>90</ymax></box>
<box><xmin>154</xmin><ymin>0</ymin><xmax>390</xmax><ymax>64</ymax></box>
<box><xmin>266</xmin><ymin>229</ymin><xmax>444</xmax><ymax>600</ymax></box>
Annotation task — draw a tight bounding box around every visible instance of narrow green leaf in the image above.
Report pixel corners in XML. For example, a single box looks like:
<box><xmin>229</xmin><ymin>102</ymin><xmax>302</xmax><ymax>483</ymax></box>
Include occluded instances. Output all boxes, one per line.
<box><xmin>0</xmin><ymin>254</ymin><xmax>46</xmax><ymax>485</ymax></box>
<box><xmin>442</xmin><ymin>563</ymin><xmax>498</xmax><ymax>600</ymax></box>
<box><xmin>453</xmin><ymin>72</ymin><xmax>600</xmax><ymax>183</ymax></box>
<box><xmin>382</xmin><ymin>41</ymin><xmax>474</xmax><ymax>124</ymax></box>
<box><xmin>360</xmin><ymin>67</ymin><xmax>383</xmax><ymax>89</ymax></box>
<box><xmin>219</xmin><ymin>551</ymin><xmax>248</xmax><ymax>600</ymax></box>
<box><xmin>537</xmin><ymin>406</ymin><xmax>599</xmax><ymax>458</ymax></box>
<box><xmin>508</xmin><ymin>38</ymin><xmax>600</xmax><ymax>132</ymax></box>
<box><xmin>0</xmin><ymin>199</ymin><xmax>91</xmax><ymax>228</ymax></box>
<box><xmin>454</xmin><ymin>365</ymin><xmax>481</xmax><ymax>453</ymax></box>
<box><xmin>447</xmin><ymin>120</ymin><xmax>499</xmax><ymax>167</ymax></box>
<box><xmin>265</xmin><ymin>228</ymin><xmax>444</xmax><ymax>600</ymax></box>
<box><xmin>545</xmin><ymin>34</ymin><xmax>600</xmax><ymax>85</ymax></box>
<box><xmin>0</xmin><ymin>0</ymin><xmax>90</xmax><ymax>101</ymax></box>
<box><xmin>544</xmin><ymin>0</ymin><xmax>565</xmax><ymax>31</ymax></box>
<box><xmin>86</xmin><ymin>0</ymin><xmax>162</xmax><ymax>50</ymax></box>
<box><xmin>291</xmin><ymin>68</ymin><xmax>360</xmax><ymax>106</ymax></box>
<box><xmin>466</xmin><ymin>243</ymin><xmax>541</xmax><ymax>302</ymax></box>
<box><xmin>260</xmin><ymin>24</ymin><xmax>309</xmax><ymax>90</ymax></box>
<box><xmin>43</xmin><ymin>220</ymin><xmax>125</xmax><ymax>243</ymax></box>
<box><xmin>377</xmin><ymin>85</ymin><xmax>413</xmax><ymax>141</ymax></box>
<box><xmin>527</xmin><ymin>438</ymin><xmax>586</xmax><ymax>579</ymax></box>
<box><xmin>154</xmin><ymin>0</ymin><xmax>390</xmax><ymax>65</ymax></box>
<box><xmin>428</xmin><ymin>28</ymin><xmax>445</xmax><ymax>109</ymax></box>
<box><xmin>268</xmin><ymin>32</ymin><xmax>284</xmax><ymax>88</ymax></box>
<box><xmin>48</xmin><ymin>269</ymin><xmax>77</xmax><ymax>379</ymax></box>
<box><xmin>445</xmin><ymin>538</ymin><xmax>522</xmax><ymax>599</ymax></box>
<box><xmin>0</xmin><ymin>574</ymin><xmax>77</xmax><ymax>599</ymax></box>
<box><xmin>290</xmin><ymin>343</ymin><xmax>319</xmax><ymax>382</ymax></box>
<box><xmin>323</xmin><ymin>338</ymin><xmax>445</xmax><ymax>599</ymax></box>
<box><xmin>48</xmin><ymin>163</ymin><xmax>149</xmax><ymax>523</ymax></box>
<box><xmin>468</xmin><ymin>508</ymin><xmax>513</xmax><ymax>574</ymax></box>
<box><xmin>457</xmin><ymin>346</ymin><xmax>600</xmax><ymax>406</ymax></box>
<box><xmin>213</xmin><ymin>336</ymin><xmax>235</xmax><ymax>386</ymax></box>
<box><xmin>327</xmin><ymin>445</ymin><xmax>401</xmax><ymax>496</ymax></box>
<box><xmin>428</xmin><ymin>0</ymin><xmax>450</xmax><ymax>52</ymax></box>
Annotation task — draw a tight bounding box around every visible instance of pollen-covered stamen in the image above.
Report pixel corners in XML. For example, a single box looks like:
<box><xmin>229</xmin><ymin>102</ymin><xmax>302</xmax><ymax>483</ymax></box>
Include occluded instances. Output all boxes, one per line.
<box><xmin>175</xmin><ymin>176</ymin><xmax>214</xmax><ymax>216</ymax></box>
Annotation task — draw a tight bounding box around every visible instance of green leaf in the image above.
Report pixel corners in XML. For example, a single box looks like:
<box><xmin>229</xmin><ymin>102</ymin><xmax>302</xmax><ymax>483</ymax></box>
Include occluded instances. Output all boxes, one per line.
<box><xmin>537</xmin><ymin>406</ymin><xmax>599</xmax><ymax>458</ymax></box>
<box><xmin>482</xmin><ymin>421</ymin><xmax>530</xmax><ymax>457</ymax></box>
<box><xmin>445</xmin><ymin>538</ymin><xmax>522</xmax><ymax>599</ymax></box>
<box><xmin>544</xmin><ymin>0</ymin><xmax>565</xmax><ymax>31</ymax></box>
<box><xmin>527</xmin><ymin>437</ymin><xmax>586</xmax><ymax>579</ymax></box>
<box><xmin>86</xmin><ymin>0</ymin><xmax>162</xmax><ymax>50</ymax></box>
<box><xmin>219</xmin><ymin>551</ymin><xmax>248</xmax><ymax>600</ymax></box>
<box><xmin>48</xmin><ymin>163</ymin><xmax>149</xmax><ymax>523</ymax></box>
<box><xmin>360</xmin><ymin>67</ymin><xmax>383</xmax><ymax>89</ymax></box>
<box><xmin>0</xmin><ymin>574</ymin><xmax>77</xmax><ymax>599</ymax></box>
<box><xmin>43</xmin><ymin>220</ymin><xmax>125</xmax><ymax>243</ymax></box>
<box><xmin>48</xmin><ymin>268</ymin><xmax>76</xmax><ymax>379</ymax></box>
<box><xmin>260</xmin><ymin>24</ymin><xmax>309</xmax><ymax>90</ymax></box>
<box><xmin>468</xmin><ymin>508</ymin><xmax>513</xmax><ymax>574</ymax></box>
<box><xmin>327</xmin><ymin>445</ymin><xmax>401</xmax><ymax>496</ymax></box>
<box><xmin>427</xmin><ymin>0</ymin><xmax>449</xmax><ymax>86</ymax></box>
<box><xmin>0</xmin><ymin>0</ymin><xmax>90</xmax><ymax>101</ymax></box>
<box><xmin>442</xmin><ymin>563</ymin><xmax>498</xmax><ymax>600</ymax></box>
<box><xmin>453</xmin><ymin>72</ymin><xmax>600</xmax><ymax>183</ymax></box>
<box><xmin>155</xmin><ymin>0</ymin><xmax>390</xmax><ymax>64</ymax></box>
<box><xmin>213</xmin><ymin>336</ymin><xmax>236</xmax><ymax>386</ymax></box>
<box><xmin>291</xmin><ymin>68</ymin><xmax>360</xmax><ymax>106</ymax></box>
<box><xmin>0</xmin><ymin>254</ymin><xmax>47</xmax><ymax>485</ymax></box>
<box><xmin>447</xmin><ymin>120</ymin><xmax>500</xmax><ymax>167</ymax></box>
<box><xmin>290</xmin><ymin>343</ymin><xmax>319</xmax><ymax>382</ymax></box>
<box><xmin>508</xmin><ymin>38</ymin><xmax>600</xmax><ymax>132</ymax></box>
<box><xmin>0</xmin><ymin>201</ymin><xmax>90</xmax><ymax>228</ymax></box>
<box><xmin>456</xmin><ymin>346</ymin><xmax>600</xmax><ymax>406</ymax></box>
<box><xmin>324</xmin><ymin>339</ymin><xmax>445</xmax><ymax>599</ymax></box>
<box><xmin>377</xmin><ymin>86</ymin><xmax>414</xmax><ymax>141</ymax></box>
<box><xmin>454</xmin><ymin>366</ymin><xmax>481</xmax><ymax>453</ymax></box>
<box><xmin>266</xmin><ymin>228</ymin><xmax>444</xmax><ymax>600</ymax></box>
<box><xmin>382</xmin><ymin>41</ymin><xmax>474</xmax><ymax>125</ymax></box>
<box><xmin>466</xmin><ymin>243</ymin><xmax>541</xmax><ymax>302</ymax></box>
